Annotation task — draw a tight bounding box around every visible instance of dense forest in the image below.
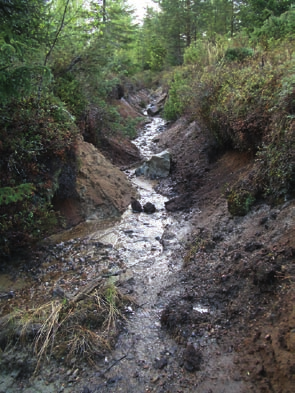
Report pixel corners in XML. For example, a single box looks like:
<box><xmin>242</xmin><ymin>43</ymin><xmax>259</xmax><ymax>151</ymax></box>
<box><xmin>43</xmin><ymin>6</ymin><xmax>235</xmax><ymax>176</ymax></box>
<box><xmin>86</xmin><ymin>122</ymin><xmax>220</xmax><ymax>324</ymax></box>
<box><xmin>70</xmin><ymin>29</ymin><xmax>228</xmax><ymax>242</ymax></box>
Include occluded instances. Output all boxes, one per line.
<box><xmin>1</xmin><ymin>0</ymin><xmax>295</xmax><ymax>257</ymax></box>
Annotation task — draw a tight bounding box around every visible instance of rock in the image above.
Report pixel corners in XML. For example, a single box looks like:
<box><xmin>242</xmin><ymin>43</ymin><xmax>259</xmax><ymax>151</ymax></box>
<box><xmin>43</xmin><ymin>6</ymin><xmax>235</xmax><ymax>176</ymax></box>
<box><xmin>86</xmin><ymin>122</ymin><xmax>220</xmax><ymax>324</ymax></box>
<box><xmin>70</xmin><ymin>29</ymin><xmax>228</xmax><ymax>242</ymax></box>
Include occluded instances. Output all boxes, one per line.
<box><xmin>147</xmin><ymin>104</ymin><xmax>161</xmax><ymax>116</ymax></box>
<box><xmin>125</xmin><ymin>89</ymin><xmax>150</xmax><ymax>113</ymax></box>
<box><xmin>143</xmin><ymin>202</ymin><xmax>156</xmax><ymax>214</ymax></box>
<box><xmin>155</xmin><ymin>91</ymin><xmax>168</xmax><ymax>106</ymax></box>
<box><xmin>183</xmin><ymin>344</ymin><xmax>202</xmax><ymax>372</ymax></box>
<box><xmin>131</xmin><ymin>198</ymin><xmax>143</xmax><ymax>212</ymax></box>
<box><xmin>52</xmin><ymin>286</ymin><xmax>65</xmax><ymax>299</ymax></box>
<box><xmin>135</xmin><ymin>150</ymin><xmax>171</xmax><ymax>179</ymax></box>
<box><xmin>53</xmin><ymin>139</ymin><xmax>137</xmax><ymax>226</ymax></box>
<box><xmin>154</xmin><ymin>357</ymin><xmax>168</xmax><ymax>369</ymax></box>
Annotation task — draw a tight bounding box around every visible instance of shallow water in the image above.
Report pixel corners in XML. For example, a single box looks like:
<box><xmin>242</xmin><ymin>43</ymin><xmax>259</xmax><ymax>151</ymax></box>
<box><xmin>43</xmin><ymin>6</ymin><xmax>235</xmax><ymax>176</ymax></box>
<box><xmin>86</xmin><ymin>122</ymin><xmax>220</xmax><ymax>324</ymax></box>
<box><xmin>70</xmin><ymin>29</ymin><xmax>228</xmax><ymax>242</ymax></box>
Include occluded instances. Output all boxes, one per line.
<box><xmin>0</xmin><ymin>113</ymin><xmax>249</xmax><ymax>393</ymax></box>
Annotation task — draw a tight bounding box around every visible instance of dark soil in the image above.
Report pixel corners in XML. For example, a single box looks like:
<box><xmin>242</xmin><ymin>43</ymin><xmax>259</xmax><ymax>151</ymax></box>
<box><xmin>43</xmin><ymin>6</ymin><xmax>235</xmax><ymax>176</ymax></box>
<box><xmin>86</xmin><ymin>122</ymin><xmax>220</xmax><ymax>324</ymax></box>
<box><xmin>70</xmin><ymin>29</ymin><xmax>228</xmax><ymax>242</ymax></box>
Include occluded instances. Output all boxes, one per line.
<box><xmin>1</xmin><ymin>99</ymin><xmax>295</xmax><ymax>392</ymax></box>
<box><xmin>155</xmin><ymin>117</ymin><xmax>295</xmax><ymax>393</ymax></box>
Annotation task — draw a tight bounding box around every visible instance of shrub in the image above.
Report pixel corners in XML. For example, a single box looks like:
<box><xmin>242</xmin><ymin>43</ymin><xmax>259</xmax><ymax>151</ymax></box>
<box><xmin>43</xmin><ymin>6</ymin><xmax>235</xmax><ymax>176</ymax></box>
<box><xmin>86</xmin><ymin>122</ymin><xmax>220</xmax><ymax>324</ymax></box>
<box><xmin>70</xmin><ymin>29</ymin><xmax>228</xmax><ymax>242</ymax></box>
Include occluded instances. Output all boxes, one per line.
<box><xmin>227</xmin><ymin>189</ymin><xmax>255</xmax><ymax>216</ymax></box>
<box><xmin>0</xmin><ymin>95</ymin><xmax>78</xmax><ymax>256</ymax></box>
<box><xmin>224</xmin><ymin>47</ymin><xmax>253</xmax><ymax>62</ymax></box>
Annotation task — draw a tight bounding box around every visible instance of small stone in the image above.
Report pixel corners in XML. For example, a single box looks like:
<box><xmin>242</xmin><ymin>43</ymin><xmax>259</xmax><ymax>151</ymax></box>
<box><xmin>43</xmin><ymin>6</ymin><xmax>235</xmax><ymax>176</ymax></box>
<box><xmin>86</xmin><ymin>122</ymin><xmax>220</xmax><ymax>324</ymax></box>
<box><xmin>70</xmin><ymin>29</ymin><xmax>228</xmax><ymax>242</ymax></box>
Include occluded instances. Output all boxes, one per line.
<box><xmin>131</xmin><ymin>198</ymin><xmax>143</xmax><ymax>213</ymax></box>
<box><xmin>143</xmin><ymin>202</ymin><xmax>156</xmax><ymax>214</ymax></box>
<box><xmin>52</xmin><ymin>286</ymin><xmax>65</xmax><ymax>298</ymax></box>
<box><xmin>151</xmin><ymin>375</ymin><xmax>160</xmax><ymax>383</ymax></box>
<box><xmin>154</xmin><ymin>357</ymin><xmax>168</xmax><ymax>370</ymax></box>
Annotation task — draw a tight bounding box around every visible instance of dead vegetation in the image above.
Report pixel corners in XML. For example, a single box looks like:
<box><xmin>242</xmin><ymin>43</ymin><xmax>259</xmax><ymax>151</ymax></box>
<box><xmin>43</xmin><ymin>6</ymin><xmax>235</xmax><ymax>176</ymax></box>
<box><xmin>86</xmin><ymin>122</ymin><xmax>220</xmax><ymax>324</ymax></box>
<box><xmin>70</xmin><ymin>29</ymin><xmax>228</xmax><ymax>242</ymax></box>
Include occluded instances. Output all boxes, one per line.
<box><xmin>0</xmin><ymin>278</ymin><xmax>134</xmax><ymax>373</ymax></box>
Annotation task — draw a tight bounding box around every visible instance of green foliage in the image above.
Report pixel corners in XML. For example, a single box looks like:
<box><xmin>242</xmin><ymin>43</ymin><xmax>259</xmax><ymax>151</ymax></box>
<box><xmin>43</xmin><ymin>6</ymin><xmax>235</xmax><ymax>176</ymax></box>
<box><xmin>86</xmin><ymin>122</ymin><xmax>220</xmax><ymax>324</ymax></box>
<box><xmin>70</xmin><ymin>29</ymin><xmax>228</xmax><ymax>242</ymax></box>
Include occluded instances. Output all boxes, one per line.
<box><xmin>239</xmin><ymin>0</ymin><xmax>293</xmax><ymax>31</ymax></box>
<box><xmin>184</xmin><ymin>36</ymin><xmax>232</xmax><ymax>67</ymax></box>
<box><xmin>183</xmin><ymin>40</ymin><xmax>209</xmax><ymax>66</ymax></box>
<box><xmin>0</xmin><ymin>65</ymin><xmax>51</xmax><ymax>105</ymax></box>
<box><xmin>163</xmin><ymin>70</ymin><xmax>193</xmax><ymax>120</ymax></box>
<box><xmin>255</xmin><ymin>141</ymin><xmax>295</xmax><ymax>203</ymax></box>
<box><xmin>146</xmin><ymin>39</ymin><xmax>167</xmax><ymax>72</ymax></box>
<box><xmin>0</xmin><ymin>95</ymin><xmax>78</xmax><ymax>256</ymax></box>
<box><xmin>53</xmin><ymin>74</ymin><xmax>86</xmax><ymax>119</ymax></box>
<box><xmin>224</xmin><ymin>47</ymin><xmax>253</xmax><ymax>63</ymax></box>
<box><xmin>227</xmin><ymin>189</ymin><xmax>255</xmax><ymax>216</ymax></box>
<box><xmin>164</xmin><ymin>33</ymin><xmax>295</xmax><ymax>210</ymax></box>
<box><xmin>1</xmin><ymin>0</ymin><xmax>295</xmax><ymax>252</ymax></box>
<box><xmin>0</xmin><ymin>184</ymin><xmax>35</xmax><ymax>205</ymax></box>
<box><xmin>250</xmin><ymin>9</ymin><xmax>295</xmax><ymax>49</ymax></box>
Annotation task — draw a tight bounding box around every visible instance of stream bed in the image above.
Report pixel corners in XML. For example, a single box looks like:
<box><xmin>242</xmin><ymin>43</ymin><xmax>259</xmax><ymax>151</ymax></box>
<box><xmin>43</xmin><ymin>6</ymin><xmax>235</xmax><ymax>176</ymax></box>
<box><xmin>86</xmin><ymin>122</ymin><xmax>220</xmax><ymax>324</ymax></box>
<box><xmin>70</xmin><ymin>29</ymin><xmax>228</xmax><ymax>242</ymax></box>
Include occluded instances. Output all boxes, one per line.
<box><xmin>0</xmin><ymin>113</ymin><xmax>249</xmax><ymax>393</ymax></box>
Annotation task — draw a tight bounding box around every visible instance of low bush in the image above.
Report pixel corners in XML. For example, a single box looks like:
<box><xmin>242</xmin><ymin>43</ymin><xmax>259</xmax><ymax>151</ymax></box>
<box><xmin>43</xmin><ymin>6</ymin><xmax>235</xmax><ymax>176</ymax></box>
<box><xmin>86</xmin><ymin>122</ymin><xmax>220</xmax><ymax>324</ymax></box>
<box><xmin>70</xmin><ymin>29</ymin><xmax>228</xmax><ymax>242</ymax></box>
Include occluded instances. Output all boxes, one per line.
<box><xmin>164</xmin><ymin>35</ymin><xmax>295</xmax><ymax>211</ymax></box>
<box><xmin>0</xmin><ymin>95</ymin><xmax>79</xmax><ymax>256</ymax></box>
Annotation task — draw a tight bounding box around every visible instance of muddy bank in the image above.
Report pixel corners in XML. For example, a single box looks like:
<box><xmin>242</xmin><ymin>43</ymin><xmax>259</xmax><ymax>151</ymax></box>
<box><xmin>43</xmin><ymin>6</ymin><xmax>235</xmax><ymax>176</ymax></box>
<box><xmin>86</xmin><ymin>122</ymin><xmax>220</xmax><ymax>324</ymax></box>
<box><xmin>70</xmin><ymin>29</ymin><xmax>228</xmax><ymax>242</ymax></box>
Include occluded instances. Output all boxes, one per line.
<box><xmin>156</xmin><ymin>117</ymin><xmax>295</xmax><ymax>393</ymax></box>
<box><xmin>1</xmin><ymin>98</ymin><xmax>295</xmax><ymax>392</ymax></box>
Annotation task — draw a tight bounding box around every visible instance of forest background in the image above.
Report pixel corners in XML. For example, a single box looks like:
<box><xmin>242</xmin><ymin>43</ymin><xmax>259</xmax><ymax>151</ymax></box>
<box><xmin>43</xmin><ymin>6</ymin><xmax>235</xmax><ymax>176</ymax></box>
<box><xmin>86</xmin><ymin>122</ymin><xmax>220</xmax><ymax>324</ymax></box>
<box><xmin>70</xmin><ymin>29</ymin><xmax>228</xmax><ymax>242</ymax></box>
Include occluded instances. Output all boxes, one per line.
<box><xmin>0</xmin><ymin>0</ymin><xmax>295</xmax><ymax>257</ymax></box>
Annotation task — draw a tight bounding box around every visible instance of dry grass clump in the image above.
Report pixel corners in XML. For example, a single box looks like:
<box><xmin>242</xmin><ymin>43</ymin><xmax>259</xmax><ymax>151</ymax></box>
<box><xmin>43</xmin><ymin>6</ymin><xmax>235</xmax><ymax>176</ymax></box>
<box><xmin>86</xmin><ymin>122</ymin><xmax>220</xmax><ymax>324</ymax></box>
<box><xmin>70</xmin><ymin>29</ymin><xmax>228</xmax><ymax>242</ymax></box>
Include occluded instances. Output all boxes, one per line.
<box><xmin>0</xmin><ymin>279</ymin><xmax>133</xmax><ymax>373</ymax></box>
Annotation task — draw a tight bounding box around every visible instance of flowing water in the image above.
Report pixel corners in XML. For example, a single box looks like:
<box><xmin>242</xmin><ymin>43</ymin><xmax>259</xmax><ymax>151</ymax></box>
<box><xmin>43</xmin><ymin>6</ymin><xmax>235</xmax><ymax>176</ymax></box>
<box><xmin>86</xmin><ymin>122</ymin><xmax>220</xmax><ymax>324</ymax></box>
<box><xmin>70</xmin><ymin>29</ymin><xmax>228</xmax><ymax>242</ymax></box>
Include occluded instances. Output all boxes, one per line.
<box><xmin>77</xmin><ymin>116</ymin><xmax>195</xmax><ymax>392</ymax></box>
<box><xmin>0</xmin><ymin>112</ymin><xmax>249</xmax><ymax>393</ymax></box>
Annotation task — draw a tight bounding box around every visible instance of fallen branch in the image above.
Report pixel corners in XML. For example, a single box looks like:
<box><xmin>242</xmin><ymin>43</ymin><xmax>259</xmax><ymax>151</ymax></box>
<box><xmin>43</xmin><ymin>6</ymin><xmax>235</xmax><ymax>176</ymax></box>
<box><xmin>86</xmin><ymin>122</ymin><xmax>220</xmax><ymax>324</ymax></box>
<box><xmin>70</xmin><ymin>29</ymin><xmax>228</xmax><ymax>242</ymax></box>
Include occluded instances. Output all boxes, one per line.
<box><xmin>69</xmin><ymin>278</ymin><xmax>104</xmax><ymax>304</ymax></box>
<box><xmin>98</xmin><ymin>354</ymin><xmax>128</xmax><ymax>377</ymax></box>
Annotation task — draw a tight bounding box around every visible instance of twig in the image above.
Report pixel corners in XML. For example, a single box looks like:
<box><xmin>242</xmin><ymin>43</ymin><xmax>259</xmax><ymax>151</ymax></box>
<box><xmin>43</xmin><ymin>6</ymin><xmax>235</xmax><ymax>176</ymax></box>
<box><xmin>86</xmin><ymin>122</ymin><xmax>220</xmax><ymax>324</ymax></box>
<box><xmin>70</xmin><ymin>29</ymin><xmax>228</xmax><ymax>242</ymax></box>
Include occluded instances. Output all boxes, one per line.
<box><xmin>99</xmin><ymin>354</ymin><xmax>127</xmax><ymax>377</ymax></box>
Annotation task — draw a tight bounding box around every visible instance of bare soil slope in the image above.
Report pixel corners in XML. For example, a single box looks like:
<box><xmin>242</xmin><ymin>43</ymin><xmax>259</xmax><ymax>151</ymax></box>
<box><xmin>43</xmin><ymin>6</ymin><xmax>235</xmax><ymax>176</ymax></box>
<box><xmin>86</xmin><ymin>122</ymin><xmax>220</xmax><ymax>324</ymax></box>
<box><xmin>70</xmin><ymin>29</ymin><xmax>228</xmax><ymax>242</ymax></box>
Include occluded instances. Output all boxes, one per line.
<box><xmin>157</xmin><ymin>118</ymin><xmax>295</xmax><ymax>392</ymax></box>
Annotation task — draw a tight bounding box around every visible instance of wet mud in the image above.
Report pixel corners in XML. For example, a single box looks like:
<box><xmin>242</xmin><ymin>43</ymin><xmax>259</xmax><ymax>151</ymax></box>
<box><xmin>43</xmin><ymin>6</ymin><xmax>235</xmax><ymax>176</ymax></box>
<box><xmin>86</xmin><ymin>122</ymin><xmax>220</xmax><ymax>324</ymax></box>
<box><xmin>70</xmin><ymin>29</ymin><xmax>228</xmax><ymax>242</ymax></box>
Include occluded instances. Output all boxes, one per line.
<box><xmin>1</xmin><ymin>108</ymin><xmax>295</xmax><ymax>393</ymax></box>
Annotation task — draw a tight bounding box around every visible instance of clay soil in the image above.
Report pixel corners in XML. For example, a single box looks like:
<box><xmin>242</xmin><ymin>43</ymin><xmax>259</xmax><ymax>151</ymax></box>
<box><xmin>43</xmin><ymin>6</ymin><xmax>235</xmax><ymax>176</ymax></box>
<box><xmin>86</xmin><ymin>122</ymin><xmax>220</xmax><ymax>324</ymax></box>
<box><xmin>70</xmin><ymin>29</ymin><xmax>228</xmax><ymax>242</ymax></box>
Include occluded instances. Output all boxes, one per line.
<box><xmin>1</xmin><ymin>105</ymin><xmax>295</xmax><ymax>392</ymax></box>
<box><xmin>155</xmin><ymin>117</ymin><xmax>295</xmax><ymax>393</ymax></box>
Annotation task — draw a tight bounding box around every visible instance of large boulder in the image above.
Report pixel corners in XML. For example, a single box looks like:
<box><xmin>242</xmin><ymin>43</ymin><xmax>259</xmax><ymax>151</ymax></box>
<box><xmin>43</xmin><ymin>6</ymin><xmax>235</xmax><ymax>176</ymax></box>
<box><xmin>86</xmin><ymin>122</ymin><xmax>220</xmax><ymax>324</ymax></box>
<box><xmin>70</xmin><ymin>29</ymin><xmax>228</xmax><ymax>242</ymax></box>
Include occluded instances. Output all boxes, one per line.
<box><xmin>147</xmin><ymin>88</ymin><xmax>167</xmax><ymax>116</ymax></box>
<box><xmin>147</xmin><ymin>104</ymin><xmax>161</xmax><ymax>116</ymax></box>
<box><xmin>54</xmin><ymin>139</ymin><xmax>137</xmax><ymax>226</ymax></box>
<box><xmin>135</xmin><ymin>150</ymin><xmax>171</xmax><ymax>179</ymax></box>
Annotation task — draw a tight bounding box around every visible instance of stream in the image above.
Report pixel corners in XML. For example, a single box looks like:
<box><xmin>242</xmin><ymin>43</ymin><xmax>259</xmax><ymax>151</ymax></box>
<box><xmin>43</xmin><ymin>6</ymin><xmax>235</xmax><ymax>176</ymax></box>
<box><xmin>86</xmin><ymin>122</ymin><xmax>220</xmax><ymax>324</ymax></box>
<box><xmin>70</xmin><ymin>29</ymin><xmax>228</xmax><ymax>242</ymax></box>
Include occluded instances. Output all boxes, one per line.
<box><xmin>0</xmin><ymin>110</ymin><xmax>249</xmax><ymax>393</ymax></box>
<box><xmin>72</xmin><ymin>114</ymin><xmax>194</xmax><ymax>392</ymax></box>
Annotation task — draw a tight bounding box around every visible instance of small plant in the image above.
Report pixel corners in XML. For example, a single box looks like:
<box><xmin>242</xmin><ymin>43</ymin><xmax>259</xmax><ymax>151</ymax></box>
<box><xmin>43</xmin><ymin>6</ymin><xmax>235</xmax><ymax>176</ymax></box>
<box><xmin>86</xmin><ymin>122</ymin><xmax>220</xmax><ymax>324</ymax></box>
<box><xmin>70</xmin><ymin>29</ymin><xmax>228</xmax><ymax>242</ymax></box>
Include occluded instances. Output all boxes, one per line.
<box><xmin>183</xmin><ymin>232</ymin><xmax>214</xmax><ymax>266</ymax></box>
<box><xmin>227</xmin><ymin>189</ymin><xmax>255</xmax><ymax>216</ymax></box>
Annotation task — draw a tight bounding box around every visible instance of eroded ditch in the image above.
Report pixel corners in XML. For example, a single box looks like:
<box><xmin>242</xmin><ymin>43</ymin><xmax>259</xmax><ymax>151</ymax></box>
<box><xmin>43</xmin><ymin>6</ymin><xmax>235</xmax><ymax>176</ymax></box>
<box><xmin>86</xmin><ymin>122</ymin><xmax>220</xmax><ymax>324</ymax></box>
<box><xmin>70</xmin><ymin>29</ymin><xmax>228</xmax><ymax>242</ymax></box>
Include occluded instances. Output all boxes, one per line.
<box><xmin>0</xmin><ymin>112</ymin><xmax>252</xmax><ymax>393</ymax></box>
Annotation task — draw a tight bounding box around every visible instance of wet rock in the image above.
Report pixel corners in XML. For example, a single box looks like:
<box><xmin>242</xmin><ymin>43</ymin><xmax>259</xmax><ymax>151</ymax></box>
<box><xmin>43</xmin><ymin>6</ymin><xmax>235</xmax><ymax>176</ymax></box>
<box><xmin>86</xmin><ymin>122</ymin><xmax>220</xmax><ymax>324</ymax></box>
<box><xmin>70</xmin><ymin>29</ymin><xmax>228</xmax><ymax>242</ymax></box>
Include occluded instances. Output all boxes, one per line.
<box><xmin>161</xmin><ymin>302</ymin><xmax>192</xmax><ymax>331</ymax></box>
<box><xmin>259</xmin><ymin>216</ymin><xmax>268</xmax><ymax>225</ymax></box>
<box><xmin>151</xmin><ymin>375</ymin><xmax>160</xmax><ymax>383</ymax></box>
<box><xmin>253</xmin><ymin>262</ymin><xmax>278</xmax><ymax>287</ymax></box>
<box><xmin>147</xmin><ymin>104</ymin><xmax>161</xmax><ymax>116</ymax></box>
<box><xmin>131</xmin><ymin>198</ymin><xmax>143</xmax><ymax>213</ymax></box>
<box><xmin>183</xmin><ymin>344</ymin><xmax>202</xmax><ymax>372</ymax></box>
<box><xmin>135</xmin><ymin>150</ymin><xmax>171</xmax><ymax>179</ymax></box>
<box><xmin>154</xmin><ymin>357</ymin><xmax>168</xmax><ymax>369</ymax></box>
<box><xmin>0</xmin><ymin>291</ymin><xmax>14</xmax><ymax>300</ymax></box>
<box><xmin>125</xmin><ymin>89</ymin><xmax>150</xmax><ymax>113</ymax></box>
<box><xmin>107</xmin><ymin>376</ymin><xmax>122</xmax><ymax>385</ymax></box>
<box><xmin>143</xmin><ymin>202</ymin><xmax>156</xmax><ymax>214</ymax></box>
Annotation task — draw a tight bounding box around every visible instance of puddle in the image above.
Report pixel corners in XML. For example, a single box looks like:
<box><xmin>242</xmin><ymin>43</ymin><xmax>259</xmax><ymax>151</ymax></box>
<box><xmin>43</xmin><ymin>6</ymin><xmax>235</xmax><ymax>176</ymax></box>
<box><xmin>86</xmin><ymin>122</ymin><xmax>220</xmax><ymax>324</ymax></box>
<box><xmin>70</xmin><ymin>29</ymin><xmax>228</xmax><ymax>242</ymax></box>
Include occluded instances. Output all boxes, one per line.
<box><xmin>193</xmin><ymin>304</ymin><xmax>209</xmax><ymax>314</ymax></box>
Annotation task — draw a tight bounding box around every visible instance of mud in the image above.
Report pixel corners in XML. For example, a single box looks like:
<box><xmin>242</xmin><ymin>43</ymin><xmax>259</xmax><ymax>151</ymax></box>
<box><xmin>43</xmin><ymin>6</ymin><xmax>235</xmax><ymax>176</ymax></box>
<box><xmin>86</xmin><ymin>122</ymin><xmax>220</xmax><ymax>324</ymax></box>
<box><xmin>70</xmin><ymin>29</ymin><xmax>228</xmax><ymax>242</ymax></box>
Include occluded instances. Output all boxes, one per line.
<box><xmin>0</xmin><ymin>101</ymin><xmax>295</xmax><ymax>393</ymax></box>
